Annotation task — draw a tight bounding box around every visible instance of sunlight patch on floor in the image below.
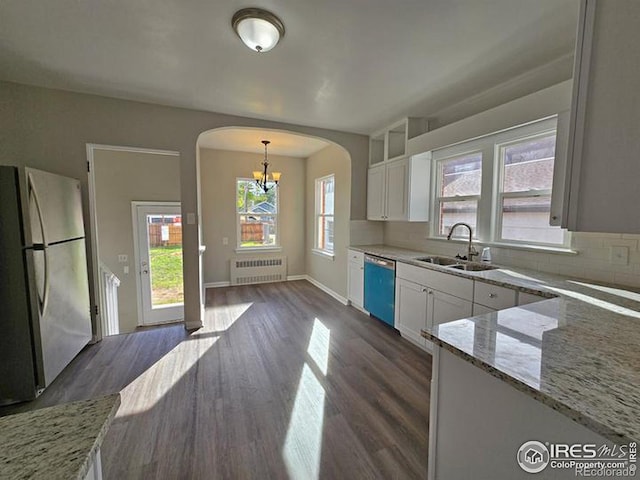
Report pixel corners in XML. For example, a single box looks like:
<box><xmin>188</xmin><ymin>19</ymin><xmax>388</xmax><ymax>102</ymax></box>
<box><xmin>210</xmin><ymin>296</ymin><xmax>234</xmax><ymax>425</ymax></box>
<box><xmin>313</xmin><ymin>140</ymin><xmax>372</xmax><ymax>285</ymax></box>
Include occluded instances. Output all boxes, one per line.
<box><xmin>307</xmin><ymin>318</ymin><xmax>331</xmax><ymax>375</ymax></box>
<box><xmin>116</xmin><ymin>334</ymin><xmax>219</xmax><ymax>417</ymax></box>
<box><xmin>209</xmin><ymin>302</ymin><xmax>253</xmax><ymax>331</ymax></box>
<box><xmin>283</xmin><ymin>318</ymin><xmax>331</xmax><ymax>480</ymax></box>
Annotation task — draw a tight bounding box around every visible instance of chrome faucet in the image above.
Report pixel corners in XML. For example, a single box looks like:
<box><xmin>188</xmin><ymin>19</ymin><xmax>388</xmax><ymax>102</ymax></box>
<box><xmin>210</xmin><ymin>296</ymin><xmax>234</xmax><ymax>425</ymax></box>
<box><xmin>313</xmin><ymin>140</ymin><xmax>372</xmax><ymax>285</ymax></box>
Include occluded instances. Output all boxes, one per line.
<box><xmin>446</xmin><ymin>222</ymin><xmax>478</xmax><ymax>262</ymax></box>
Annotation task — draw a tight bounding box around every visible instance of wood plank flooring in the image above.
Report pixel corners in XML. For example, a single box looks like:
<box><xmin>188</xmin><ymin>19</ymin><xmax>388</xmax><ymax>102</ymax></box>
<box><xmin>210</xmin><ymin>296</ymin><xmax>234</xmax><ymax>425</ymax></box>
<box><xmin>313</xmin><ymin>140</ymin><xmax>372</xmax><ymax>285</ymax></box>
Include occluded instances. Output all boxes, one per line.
<box><xmin>1</xmin><ymin>280</ymin><xmax>431</xmax><ymax>479</ymax></box>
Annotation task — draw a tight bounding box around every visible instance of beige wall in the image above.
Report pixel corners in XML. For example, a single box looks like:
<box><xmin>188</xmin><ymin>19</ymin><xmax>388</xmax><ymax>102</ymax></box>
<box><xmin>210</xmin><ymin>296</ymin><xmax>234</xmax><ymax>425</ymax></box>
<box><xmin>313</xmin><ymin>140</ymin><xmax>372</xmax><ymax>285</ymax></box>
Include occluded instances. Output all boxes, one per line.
<box><xmin>93</xmin><ymin>149</ymin><xmax>180</xmax><ymax>333</ymax></box>
<box><xmin>0</xmin><ymin>81</ymin><xmax>368</xmax><ymax>332</ymax></box>
<box><xmin>305</xmin><ymin>145</ymin><xmax>352</xmax><ymax>297</ymax></box>
<box><xmin>200</xmin><ymin>148</ymin><xmax>305</xmax><ymax>284</ymax></box>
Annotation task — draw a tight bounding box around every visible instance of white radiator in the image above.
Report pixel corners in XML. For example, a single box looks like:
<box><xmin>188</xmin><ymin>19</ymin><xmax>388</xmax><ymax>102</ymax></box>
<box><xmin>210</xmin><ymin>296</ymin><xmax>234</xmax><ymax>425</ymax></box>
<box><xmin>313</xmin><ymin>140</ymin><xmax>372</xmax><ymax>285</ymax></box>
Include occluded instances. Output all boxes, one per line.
<box><xmin>230</xmin><ymin>256</ymin><xmax>287</xmax><ymax>285</ymax></box>
<box><xmin>99</xmin><ymin>262</ymin><xmax>121</xmax><ymax>336</ymax></box>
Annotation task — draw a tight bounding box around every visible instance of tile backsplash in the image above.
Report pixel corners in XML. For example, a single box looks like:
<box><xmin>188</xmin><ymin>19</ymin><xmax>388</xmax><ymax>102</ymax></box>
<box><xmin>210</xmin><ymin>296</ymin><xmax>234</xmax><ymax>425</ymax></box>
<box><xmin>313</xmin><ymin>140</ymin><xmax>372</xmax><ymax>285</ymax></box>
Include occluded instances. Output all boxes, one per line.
<box><xmin>382</xmin><ymin>221</ymin><xmax>640</xmax><ymax>288</ymax></box>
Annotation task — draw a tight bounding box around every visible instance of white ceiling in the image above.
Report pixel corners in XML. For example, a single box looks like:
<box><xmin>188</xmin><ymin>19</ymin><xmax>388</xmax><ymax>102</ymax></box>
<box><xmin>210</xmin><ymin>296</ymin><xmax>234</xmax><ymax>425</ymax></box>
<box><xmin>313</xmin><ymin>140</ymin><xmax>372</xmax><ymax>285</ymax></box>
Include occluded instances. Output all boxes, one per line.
<box><xmin>198</xmin><ymin>128</ymin><xmax>330</xmax><ymax>157</ymax></box>
<box><xmin>0</xmin><ymin>0</ymin><xmax>579</xmax><ymax>134</ymax></box>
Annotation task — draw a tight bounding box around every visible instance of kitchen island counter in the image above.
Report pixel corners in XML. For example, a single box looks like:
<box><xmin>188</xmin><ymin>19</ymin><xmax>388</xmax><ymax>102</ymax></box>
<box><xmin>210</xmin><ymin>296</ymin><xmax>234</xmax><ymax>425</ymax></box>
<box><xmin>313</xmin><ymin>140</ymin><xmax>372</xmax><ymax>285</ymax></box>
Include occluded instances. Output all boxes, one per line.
<box><xmin>0</xmin><ymin>394</ymin><xmax>120</xmax><ymax>479</ymax></box>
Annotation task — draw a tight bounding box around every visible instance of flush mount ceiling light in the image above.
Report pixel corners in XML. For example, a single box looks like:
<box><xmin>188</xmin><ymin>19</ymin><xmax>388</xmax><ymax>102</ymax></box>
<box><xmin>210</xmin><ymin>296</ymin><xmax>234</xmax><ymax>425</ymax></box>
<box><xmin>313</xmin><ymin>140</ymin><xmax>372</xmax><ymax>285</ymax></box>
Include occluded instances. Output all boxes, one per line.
<box><xmin>232</xmin><ymin>8</ymin><xmax>285</xmax><ymax>53</ymax></box>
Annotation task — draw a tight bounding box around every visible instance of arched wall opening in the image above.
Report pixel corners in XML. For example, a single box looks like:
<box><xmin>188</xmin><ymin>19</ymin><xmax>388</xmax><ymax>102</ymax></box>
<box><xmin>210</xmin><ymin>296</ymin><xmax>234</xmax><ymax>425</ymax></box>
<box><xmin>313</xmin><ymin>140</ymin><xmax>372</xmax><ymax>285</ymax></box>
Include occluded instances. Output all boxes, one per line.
<box><xmin>196</xmin><ymin>127</ymin><xmax>352</xmax><ymax>301</ymax></box>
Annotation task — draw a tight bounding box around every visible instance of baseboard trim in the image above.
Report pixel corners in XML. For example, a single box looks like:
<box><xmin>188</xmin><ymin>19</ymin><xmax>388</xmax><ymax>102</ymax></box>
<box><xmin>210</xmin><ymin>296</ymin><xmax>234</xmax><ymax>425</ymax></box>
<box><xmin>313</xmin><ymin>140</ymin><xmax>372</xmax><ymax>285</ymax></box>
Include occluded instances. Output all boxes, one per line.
<box><xmin>203</xmin><ymin>276</ymin><xmax>348</xmax><ymax>307</ymax></box>
<box><xmin>286</xmin><ymin>275</ymin><xmax>307</xmax><ymax>281</ymax></box>
<box><xmin>305</xmin><ymin>276</ymin><xmax>349</xmax><ymax>305</ymax></box>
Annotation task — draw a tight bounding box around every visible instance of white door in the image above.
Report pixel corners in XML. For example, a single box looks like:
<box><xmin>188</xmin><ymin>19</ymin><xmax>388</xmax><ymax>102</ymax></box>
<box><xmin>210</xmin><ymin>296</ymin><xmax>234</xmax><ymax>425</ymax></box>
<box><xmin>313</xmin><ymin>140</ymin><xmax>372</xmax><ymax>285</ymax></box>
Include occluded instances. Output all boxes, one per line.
<box><xmin>134</xmin><ymin>203</ymin><xmax>184</xmax><ymax>325</ymax></box>
<box><xmin>395</xmin><ymin>278</ymin><xmax>428</xmax><ymax>348</ymax></box>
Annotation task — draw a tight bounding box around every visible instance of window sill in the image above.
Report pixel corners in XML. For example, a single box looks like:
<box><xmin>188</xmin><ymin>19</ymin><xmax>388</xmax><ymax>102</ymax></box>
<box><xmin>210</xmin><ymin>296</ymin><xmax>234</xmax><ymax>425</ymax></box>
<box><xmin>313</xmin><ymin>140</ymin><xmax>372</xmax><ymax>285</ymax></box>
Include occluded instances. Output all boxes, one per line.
<box><xmin>312</xmin><ymin>248</ymin><xmax>335</xmax><ymax>260</ymax></box>
<box><xmin>235</xmin><ymin>247</ymin><xmax>283</xmax><ymax>254</ymax></box>
<box><xmin>426</xmin><ymin>237</ymin><xmax>577</xmax><ymax>255</ymax></box>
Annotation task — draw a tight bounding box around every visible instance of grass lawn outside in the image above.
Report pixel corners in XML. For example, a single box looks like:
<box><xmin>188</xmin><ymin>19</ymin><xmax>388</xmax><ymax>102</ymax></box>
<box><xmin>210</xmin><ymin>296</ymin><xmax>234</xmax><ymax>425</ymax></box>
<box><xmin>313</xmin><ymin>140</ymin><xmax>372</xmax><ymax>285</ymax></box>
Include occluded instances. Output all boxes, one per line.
<box><xmin>150</xmin><ymin>245</ymin><xmax>184</xmax><ymax>305</ymax></box>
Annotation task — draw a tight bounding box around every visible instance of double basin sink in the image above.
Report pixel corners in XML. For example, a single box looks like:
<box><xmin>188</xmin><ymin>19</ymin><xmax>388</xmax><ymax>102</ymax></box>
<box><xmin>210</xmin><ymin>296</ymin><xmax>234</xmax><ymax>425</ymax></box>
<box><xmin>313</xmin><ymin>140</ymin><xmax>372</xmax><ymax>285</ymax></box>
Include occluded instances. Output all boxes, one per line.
<box><xmin>414</xmin><ymin>255</ymin><xmax>499</xmax><ymax>272</ymax></box>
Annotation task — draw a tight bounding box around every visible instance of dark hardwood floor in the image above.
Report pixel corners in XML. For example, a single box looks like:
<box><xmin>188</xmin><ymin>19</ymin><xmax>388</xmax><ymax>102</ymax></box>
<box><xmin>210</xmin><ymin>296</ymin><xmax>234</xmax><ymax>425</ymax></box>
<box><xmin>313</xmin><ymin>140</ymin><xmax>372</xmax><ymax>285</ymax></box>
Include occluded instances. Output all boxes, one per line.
<box><xmin>2</xmin><ymin>280</ymin><xmax>431</xmax><ymax>479</ymax></box>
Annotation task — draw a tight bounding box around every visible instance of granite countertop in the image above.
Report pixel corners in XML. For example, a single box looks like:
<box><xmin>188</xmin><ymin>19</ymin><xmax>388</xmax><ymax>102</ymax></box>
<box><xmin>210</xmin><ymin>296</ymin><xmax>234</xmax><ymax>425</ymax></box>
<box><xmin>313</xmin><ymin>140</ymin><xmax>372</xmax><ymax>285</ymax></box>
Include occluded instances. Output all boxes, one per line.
<box><xmin>0</xmin><ymin>394</ymin><xmax>121</xmax><ymax>479</ymax></box>
<box><xmin>351</xmin><ymin>244</ymin><xmax>640</xmax><ymax>443</ymax></box>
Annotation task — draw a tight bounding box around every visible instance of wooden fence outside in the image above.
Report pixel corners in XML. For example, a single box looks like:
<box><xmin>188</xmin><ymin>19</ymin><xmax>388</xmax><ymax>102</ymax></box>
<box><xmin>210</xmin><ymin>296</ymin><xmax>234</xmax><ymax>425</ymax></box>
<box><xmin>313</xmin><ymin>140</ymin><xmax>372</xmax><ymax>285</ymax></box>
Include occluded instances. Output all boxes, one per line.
<box><xmin>148</xmin><ymin>224</ymin><xmax>183</xmax><ymax>247</ymax></box>
<box><xmin>241</xmin><ymin>223</ymin><xmax>265</xmax><ymax>242</ymax></box>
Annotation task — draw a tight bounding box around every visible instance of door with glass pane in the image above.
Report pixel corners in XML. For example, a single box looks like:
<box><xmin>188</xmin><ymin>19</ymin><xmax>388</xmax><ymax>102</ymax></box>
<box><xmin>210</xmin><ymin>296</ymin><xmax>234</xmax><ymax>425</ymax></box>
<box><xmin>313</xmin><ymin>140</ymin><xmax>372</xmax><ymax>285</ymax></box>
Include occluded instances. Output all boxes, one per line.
<box><xmin>135</xmin><ymin>203</ymin><xmax>184</xmax><ymax>325</ymax></box>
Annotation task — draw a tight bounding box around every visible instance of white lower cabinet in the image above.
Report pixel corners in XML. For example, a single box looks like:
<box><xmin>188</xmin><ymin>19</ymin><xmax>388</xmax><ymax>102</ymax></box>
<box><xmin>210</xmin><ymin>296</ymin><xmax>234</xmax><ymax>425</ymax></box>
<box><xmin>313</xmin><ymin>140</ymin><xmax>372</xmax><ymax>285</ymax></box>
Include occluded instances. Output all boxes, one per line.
<box><xmin>430</xmin><ymin>289</ymin><xmax>473</xmax><ymax>328</ymax></box>
<box><xmin>395</xmin><ymin>264</ymin><xmax>474</xmax><ymax>353</ymax></box>
<box><xmin>395</xmin><ymin>278</ymin><xmax>428</xmax><ymax>349</ymax></box>
<box><xmin>472</xmin><ymin>303</ymin><xmax>495</xmax><ymax>316</ymax></box>
<box><xmin>347</xmin><ymin>249</ymin><xmax>364</xmax><ymax>310</ymax></box>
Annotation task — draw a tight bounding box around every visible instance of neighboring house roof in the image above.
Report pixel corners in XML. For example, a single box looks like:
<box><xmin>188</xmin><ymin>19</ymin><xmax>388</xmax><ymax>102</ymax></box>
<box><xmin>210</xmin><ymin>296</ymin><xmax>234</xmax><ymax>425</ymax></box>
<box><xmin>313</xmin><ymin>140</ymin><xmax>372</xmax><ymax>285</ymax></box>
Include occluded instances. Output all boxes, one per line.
<box><xmin>249</xmin><ymin>201</ymin><xmax>276</xmax><ymax>214</ymax></box>
<box><xmin>442</xmin><ymin>158</ymin><xmax>554</xmax><ymax>196</ymax></box>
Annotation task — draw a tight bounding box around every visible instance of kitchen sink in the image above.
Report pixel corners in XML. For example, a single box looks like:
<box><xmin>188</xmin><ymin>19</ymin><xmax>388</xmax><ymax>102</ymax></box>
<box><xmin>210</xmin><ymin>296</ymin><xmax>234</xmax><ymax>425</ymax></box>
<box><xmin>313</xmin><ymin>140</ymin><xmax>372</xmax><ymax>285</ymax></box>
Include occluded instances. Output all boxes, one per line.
<box><xmin>446</xmin><ymin>263</ymin><xmax>498</xmax><ymax>272</ymax></box>
<box><xmin>415</xmin><ymin>255</ymin><xmax>499</xmax><ymax>271</ymax></box>
<box><xmin>415</xmin><ymin>256</ymin><xmax>461</xmax><ymax>266</ymax></box>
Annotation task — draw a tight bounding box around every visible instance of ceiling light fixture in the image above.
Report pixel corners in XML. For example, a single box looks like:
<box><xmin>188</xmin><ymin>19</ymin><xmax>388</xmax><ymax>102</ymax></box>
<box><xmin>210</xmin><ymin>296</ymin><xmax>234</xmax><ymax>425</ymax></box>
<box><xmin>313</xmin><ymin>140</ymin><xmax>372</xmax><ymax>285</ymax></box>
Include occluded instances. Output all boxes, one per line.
<box><xmin>232</xmin><ymin>8</ymin><xmax>285</xmax><ymax>53</ymax></box>
<box><xmin>253</xmin><ymin>140</ymin><xmax>281</xmax><ymax>193</ymax></box>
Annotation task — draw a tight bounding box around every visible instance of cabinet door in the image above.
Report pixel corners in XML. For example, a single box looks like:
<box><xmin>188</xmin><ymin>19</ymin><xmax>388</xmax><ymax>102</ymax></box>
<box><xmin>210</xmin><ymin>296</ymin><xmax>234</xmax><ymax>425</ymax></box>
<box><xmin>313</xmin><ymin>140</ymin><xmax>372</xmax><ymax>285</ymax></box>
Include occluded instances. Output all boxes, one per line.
<box><xmin>347</xmin><ymin>260</ymin><xmax>364</xmax><ymax>308</ymax></box>
<box><xmin>367</xmin><ymin>164</ymin><xmax>386</xmax><ymax>220</ymax></box>
<box><xmin>564</xmin><ymin>0</ymin><xmax>640</xmax><ymax>233</ymax></box>
<box><xmin>395</xmin><ymin>278</ymin><xmax>428</xmax><ymax>348</ymax></box>
<box><xmin>429</xmin><ymin>289</ymin><xmax>473</xmax><ymax>327</ymax></box>
<box><xmin>385</xmin><ymin>158</ymin><xmax>409</xmax><ymax>221</ymax></box>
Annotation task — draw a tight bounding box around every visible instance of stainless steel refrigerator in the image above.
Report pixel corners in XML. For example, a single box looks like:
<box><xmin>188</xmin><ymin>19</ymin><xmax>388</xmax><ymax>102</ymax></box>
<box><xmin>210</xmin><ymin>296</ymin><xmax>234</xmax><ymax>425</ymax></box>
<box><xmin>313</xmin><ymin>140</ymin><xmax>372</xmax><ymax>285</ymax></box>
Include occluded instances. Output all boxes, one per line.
<box><xmin>0</xmin><ymin>166</ymin><xmax>92</xmax><ymax>404</ymax></box>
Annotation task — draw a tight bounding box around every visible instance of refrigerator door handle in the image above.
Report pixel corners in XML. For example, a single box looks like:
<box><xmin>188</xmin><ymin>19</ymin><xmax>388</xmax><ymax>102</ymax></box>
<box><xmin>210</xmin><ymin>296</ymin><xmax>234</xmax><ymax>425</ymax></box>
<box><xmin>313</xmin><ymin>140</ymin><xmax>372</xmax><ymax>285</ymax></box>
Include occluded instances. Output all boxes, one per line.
<box><xmin>28</xmin><ymin>173</ymin><xmax>50</xmax><ymax>316</ymax></box>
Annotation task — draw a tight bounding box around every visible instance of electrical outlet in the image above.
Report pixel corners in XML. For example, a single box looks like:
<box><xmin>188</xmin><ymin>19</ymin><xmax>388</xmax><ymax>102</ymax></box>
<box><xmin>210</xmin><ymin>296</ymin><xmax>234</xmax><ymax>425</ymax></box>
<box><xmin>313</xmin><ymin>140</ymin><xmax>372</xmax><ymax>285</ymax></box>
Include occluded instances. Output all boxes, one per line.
<box><xmin>610</xmin><ymin>246</ymin><xmax>629</xmax><ymax>265</ymax></box>
<box><xmin>123</xmin><ymin>265</ymin><xmax>129</xmax><ymax>275</ymax></box>
<box><xmin>118</xmin><ymin>254</ymin><xmax>128</xmax><ymax>263</ymax></box>
<box><xmin>222</xmin><ymin>237</ymin><xmax>229</xmax><ymax>245</ymax></box>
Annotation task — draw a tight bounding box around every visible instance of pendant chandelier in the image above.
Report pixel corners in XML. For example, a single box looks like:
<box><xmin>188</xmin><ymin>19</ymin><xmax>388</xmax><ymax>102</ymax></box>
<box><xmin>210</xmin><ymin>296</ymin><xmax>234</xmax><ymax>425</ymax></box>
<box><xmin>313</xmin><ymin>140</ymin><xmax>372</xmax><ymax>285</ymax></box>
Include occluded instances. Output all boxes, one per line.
<box><xmin>253</xmin><ymin>140</ymin><xmax>281</xmax><ymax>193</ymax></box>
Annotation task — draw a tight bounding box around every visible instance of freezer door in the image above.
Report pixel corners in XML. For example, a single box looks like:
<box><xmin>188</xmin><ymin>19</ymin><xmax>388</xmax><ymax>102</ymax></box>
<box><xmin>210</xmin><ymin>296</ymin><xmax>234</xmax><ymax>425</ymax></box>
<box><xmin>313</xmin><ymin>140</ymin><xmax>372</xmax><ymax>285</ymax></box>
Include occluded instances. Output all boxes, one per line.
<box><xmin>32</xmin><ymin>239</ymin><xmax>92</xmax><ymax>386</ymax></box>
<box><xmin>24</xmin><ymin>168</ymin><xmax>85</xmax><ymax>245</ymax></box>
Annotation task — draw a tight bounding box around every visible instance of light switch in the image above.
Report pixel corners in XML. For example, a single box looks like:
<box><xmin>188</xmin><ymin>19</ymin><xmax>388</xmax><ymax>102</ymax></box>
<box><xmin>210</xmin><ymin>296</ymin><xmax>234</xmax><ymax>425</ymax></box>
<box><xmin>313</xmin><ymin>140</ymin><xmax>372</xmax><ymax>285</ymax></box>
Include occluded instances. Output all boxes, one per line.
<box><xmin>123</xmin><ymin>265</ymin><xmax>129</xmax><ymax>275</ymax></box>
<box><xmin>222</xmin><ymin>237</ymin><xmax>229</xmax><ymax>245</ymax></box>
<box><xmin>187</xmin><ymin>213</ymin><xmax>196</xmax><ymax>225</ymax></box>
<box><xmin>118</xmin><ymin>254</ymin><xmax>128</xmax><ymax>263</ymax></box>
<box><xmin>610</xmin><ymin>246</ymin><xmax>629</xmax><ymax>265</ymax></box>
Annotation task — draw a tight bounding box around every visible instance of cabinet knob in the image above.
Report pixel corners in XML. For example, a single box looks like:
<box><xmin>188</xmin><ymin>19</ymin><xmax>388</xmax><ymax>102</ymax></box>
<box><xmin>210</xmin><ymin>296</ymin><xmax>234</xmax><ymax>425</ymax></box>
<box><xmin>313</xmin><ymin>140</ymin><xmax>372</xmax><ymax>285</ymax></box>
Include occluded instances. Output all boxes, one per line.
<box><xmin>422</xmin><ymin>288</ymin><xmax>427</xmax><ymax>292</ymax></box>
<box><xmin>428</xmin><ymin>290</ymin><xmax>433</xmax><ymax>294</ymax></box>
<box><xmin>551</xmin><ymin>215</ymin><xmax>558</xmax><ymax>220</ymax></box>
<box><xmin>360</xmin><ymin>267</ymin><xmax>363</xmax><ymax>270</ymax></box>
<box><xmin>488</xmin><ymin>293</ymin><xmax>497</xmax><ymax>298</ymax></box>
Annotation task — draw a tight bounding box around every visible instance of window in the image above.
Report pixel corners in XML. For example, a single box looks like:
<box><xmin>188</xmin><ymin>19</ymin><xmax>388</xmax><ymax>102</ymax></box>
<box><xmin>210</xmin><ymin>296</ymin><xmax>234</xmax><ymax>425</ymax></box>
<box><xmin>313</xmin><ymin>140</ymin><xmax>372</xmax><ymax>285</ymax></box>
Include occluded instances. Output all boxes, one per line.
<box><xmin>236</xmin><ymin>179</ymin><xmax>278</xmax><ymax>249</ymax></box>
<box><xmin>431</xmin><ymin>118</ymin><xmax>568</xmax><ymax>248</ymax></box>
<box><xmin>315</xmin><ymin>174</ymin><xmax>335</xmax><ymax>254</ymax></box>
<box><xmin>496</xmin><ymin>133</ymin><xmax>564</xmax><ymax>245</ymax></box>
<box><xmin>436</xmin><ymin>152</ymin><xmax>482</xmax><ymax>238</ymax></box>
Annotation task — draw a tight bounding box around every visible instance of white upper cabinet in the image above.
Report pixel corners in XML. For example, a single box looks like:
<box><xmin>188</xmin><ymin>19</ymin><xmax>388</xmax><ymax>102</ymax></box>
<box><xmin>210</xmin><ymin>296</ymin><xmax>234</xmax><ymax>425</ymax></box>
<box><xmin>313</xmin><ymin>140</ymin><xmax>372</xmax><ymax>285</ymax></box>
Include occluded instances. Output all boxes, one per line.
<box><xmin>369</xmin><ymin>117</ymin><xmax>429</xmax><ymax>166</ymax></box>
<box><xmin>562</xmin><ymin>0</ymin><xmax>640</xmax><ymax>233</ymax></box>
<box><xmin>366</xmin><ymin>154</ymin><xmax>431</xmax><ymax>222</ymax></box>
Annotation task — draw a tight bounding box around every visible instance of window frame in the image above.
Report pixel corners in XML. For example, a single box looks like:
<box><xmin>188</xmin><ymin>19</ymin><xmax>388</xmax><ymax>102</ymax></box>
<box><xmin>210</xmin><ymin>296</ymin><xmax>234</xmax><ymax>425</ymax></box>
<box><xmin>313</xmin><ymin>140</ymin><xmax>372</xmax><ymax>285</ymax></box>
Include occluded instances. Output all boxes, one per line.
<box><xmin>433</xmin><ymin>149</ymin><xmax>483</xmax><ymax>240</ymax></box>
<box><xmin>429</xmin><ymin>117</ymin><xmax>569</xmax><ymax>249</ymax></box>
<box><xmin>314</xmin><ymin>174</ymin><xmax>335</xmax><ymax>256</ymax></box>
<box><xmin>235</xmin><ymin>177</ymin><xmax>280</xmax><ymax>251</ymax></box>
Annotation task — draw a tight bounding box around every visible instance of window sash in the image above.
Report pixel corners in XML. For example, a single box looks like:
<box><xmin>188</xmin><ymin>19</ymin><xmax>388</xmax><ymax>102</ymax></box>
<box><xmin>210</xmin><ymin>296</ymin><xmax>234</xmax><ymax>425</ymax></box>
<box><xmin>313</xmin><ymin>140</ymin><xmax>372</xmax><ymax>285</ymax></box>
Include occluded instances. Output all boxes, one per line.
<box><xmin>236</xmin><ymin>178</ymin><xmax>279</xmax><ymax>249</ymax></box>
<box><xmin>315</xmin><ymin>175</ymin><xmax>335</xmax><ymax>253</ymax></box>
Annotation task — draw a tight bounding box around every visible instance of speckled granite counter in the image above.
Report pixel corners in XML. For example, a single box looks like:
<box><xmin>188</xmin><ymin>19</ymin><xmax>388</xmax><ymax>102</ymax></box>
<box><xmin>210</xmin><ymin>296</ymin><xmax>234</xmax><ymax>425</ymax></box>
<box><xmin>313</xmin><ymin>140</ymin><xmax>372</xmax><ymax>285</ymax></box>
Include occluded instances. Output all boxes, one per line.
<box><xmin>0</xmin><ymin>394</ymin><xmax>120</xmax><ymax>479</ymax></box>
<box><xmin>351</xmin><ymin>244</ymin><xmax>640</xmax><ymax>443</ymax></box>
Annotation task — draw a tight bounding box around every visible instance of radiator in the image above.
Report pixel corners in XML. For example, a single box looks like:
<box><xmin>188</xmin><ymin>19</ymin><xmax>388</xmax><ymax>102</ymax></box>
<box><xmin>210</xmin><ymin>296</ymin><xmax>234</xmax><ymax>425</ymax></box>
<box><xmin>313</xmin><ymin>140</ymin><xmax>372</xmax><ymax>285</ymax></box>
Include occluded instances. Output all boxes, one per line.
<box><xmin>99</xmin><ymin>262</ymin><xmax>121</xmax><ymax>336</ymax></box>
<box><xmin>230</xmin><ymin>256</ymin><xmax>287</xmax><ymax>285</ymax></box>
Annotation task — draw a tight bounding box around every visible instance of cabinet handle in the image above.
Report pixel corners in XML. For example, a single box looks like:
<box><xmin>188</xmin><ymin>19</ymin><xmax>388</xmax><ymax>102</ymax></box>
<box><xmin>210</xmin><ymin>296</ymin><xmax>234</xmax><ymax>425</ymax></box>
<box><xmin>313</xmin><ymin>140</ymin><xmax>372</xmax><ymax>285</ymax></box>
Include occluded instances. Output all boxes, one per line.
<box><xmin>360</xmin><ymin>267</ymin><xmax>363</xmax><ymax>270</ymax></box>
<box><xmin>428</xmin><ymin>290</ymin><xmax>433</xmax><ymax>294</ymax></box>
<box><xmin>422</xmin><ymin>288</ymin><xmax>427</xmax><ymax>292</ymax></box>
<box><xmin>488</xmin><ymin>293</ymin><xmax>497</xmax><ymax>298</ymax></box>
<box><xmin>551</xmin><ymin>215</ymin><xmax>558</xmax><ymax>220</ymax></box>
